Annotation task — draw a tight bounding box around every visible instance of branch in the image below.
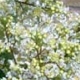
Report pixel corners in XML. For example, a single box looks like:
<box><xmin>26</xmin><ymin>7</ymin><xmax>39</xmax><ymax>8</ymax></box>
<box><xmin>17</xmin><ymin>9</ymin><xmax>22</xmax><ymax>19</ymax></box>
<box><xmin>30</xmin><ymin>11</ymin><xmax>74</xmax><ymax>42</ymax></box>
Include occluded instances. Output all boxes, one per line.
<box><xmin>15</xmin><ymin>0</ymin><xmax>51</xmax><ymax>11</ymax></box>
<box><xmin>5</xmin><ymin>27</ymin><xmax>17</xmax><ymax>64</ymax></box>
<box><xmin>9</xmin><ymin>46</ymin><xmax>17</xmax><ymax>64</ymax></box>
<box><xmin>15</xmin><ymin>0</ymin><xmax>35</xmax><ymax>7</ymax></box>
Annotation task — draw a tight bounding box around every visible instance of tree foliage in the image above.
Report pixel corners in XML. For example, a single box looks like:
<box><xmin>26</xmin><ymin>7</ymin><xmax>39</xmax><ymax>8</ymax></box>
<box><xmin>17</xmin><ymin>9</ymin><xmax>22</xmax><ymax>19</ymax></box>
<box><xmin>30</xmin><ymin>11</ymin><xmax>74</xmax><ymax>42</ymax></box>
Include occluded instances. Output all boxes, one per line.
<box><xmin>0</xmin><ymin>0</ymin><xmax>80</xmax><ymax>80</ymax></box>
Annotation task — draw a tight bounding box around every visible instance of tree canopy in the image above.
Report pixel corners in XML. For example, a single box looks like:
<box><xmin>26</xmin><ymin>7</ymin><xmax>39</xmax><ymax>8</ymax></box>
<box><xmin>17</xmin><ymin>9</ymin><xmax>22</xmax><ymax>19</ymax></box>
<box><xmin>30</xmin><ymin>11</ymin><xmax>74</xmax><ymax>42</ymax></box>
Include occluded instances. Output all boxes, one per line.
<box><xmin>0</xmin><ymin>0</ymin><xmax>80</xmax><ymax>80</ymax></box>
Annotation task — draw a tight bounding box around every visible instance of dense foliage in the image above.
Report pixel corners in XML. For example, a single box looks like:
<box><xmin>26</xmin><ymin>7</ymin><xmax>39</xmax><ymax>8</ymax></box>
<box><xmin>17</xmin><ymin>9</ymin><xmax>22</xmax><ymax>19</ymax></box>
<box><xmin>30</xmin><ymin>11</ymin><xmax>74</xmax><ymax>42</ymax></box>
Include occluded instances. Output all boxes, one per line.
<box><xmin>0</xmin><ymin>0</ymin><xmax>80</xmax><ymax>80</ymax></box>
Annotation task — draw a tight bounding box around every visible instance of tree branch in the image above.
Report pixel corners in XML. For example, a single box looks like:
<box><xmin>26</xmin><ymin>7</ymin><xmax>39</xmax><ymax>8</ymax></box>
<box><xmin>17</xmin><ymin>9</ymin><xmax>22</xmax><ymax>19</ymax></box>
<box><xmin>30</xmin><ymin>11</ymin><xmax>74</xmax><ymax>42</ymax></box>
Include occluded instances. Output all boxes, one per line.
<box><xmin>15</xmin><ymin>0</ymin><xmax>51</xmax><ymax>11</ymax></box>
<box><xmin>5</xmin><ymin>27</ymin><xmax>17</xmax><ymax>64</ymax></box>
<box><xmin>15</xmin><ymin>0</ymin><xmax>35</xmax><ymax>7</ymax></box>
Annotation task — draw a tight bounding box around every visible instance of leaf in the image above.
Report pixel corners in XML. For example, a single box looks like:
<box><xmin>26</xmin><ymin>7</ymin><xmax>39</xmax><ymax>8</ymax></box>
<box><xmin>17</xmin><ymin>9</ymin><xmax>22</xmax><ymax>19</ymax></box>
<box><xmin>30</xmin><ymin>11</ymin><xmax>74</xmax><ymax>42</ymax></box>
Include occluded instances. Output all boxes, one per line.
<box><xmin>0</xmin><ymin>49</ymin><xmax>13</xmax><ymax>61</ymax></box>
<box><xmin>52</xmin><ymin>75</ymin><xmax>61</xmax><ymax>80</ymax></box>
<box><xmin>33</xmin><ymin>7</ymin><xmax>42</xmax><ymax>17</ymax></box>
<box><xmin>0</xmin><ymin>69</ymin><xmax>5</xmax><ymax>78</ymax></box>
<box><xmin>0</xmin><ymin>26</ymin><xmax>4</xmax><ymax>39</ymax></box>
<box><xmin>0</xmin><ymin>17</ymin><xmax>7</xmax><ymax>27</ymax></box>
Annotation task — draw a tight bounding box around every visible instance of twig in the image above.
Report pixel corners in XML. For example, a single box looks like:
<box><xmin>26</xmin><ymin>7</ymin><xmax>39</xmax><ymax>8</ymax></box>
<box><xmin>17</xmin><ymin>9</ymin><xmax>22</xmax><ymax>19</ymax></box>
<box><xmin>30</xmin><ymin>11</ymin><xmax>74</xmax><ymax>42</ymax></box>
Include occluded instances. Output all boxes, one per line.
<box><xmin>5</xmin><ymin>27</ymin><xmax>17</xmax><ymax>64</ymax></box>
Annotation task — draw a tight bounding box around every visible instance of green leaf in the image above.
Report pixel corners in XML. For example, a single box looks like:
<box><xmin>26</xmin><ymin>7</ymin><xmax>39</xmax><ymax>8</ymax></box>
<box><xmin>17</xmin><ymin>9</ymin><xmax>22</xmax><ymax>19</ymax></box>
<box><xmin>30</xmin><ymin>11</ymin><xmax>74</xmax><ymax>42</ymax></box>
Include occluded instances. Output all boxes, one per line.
<box><xmin>33</xmin><ymin>7</ymin><xmax>42</xmax><ymax>17</ymax></box>
<box><xmin>0</xmin><ymin>26</ymin><xmax>4</xmax><ymax>39</ymax></box>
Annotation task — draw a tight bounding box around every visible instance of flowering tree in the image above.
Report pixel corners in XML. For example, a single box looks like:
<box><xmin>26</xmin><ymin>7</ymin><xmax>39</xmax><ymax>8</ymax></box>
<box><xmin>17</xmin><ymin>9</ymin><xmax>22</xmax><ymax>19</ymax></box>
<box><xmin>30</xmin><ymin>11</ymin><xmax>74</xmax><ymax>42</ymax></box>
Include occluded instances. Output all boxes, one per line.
<box><xmin>0</xmin><ymin>0</ymin><xmax>80</xmax><ymax>80</ymax></box>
